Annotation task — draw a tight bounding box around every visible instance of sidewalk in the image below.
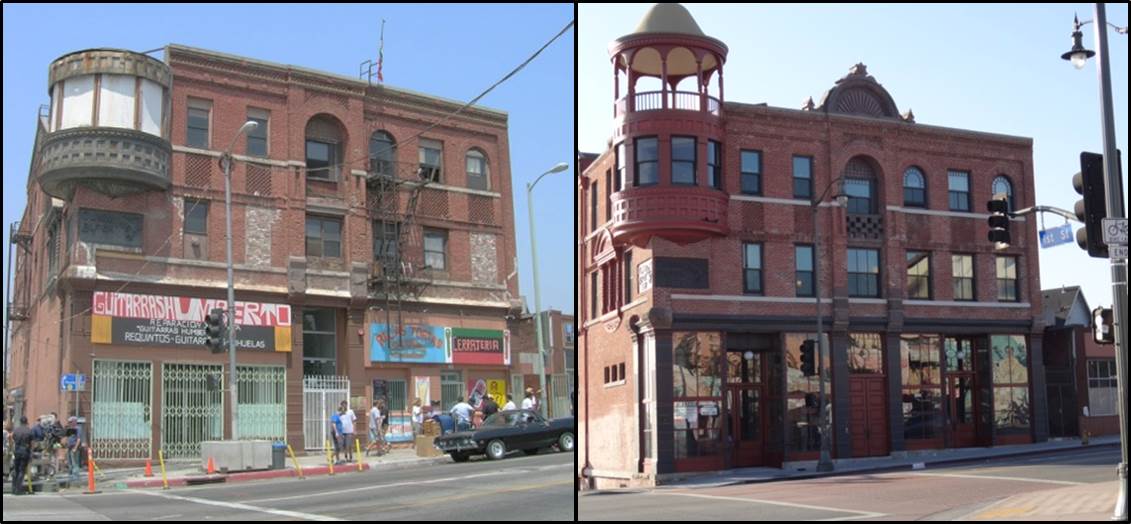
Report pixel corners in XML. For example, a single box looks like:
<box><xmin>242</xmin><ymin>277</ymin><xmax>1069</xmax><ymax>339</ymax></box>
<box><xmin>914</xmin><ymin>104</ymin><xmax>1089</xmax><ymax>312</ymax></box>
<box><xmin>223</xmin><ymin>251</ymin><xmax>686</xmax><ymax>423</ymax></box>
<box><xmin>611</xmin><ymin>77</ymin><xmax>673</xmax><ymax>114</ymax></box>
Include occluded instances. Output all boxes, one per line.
<box><xmin>638</xmin><ymin>435</ymin><xmax>1122</xmax><ymax>490</ymax></box>
<box><xmin>5</xmin><ymin>447</ymin><xmax>452</xmax><ymax>493</ymax></box>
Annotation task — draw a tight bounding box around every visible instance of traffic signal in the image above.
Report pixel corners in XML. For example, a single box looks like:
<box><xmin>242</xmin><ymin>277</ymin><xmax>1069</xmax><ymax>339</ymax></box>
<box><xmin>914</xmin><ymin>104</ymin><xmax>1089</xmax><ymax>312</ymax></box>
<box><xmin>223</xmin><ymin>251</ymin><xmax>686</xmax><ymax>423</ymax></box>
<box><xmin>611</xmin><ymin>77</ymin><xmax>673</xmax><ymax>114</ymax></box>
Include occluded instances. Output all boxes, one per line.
<box><xmin>800</xmin><ymin>339</ymin><xmax>816</xmax><ymax>377</ymax></box>
<box><xmin>1093</xmin><ymin>307</ymin><xmax>1114</xmax><ymax>345</ymax></box>
<box><xmin>205</xmin><ymin>308</ymin><xmax>226</xmax><ymax>354</ymax></box>
<box><xmin>1074</xmin><ymin>152</ymin><xmax>1109</xmax><ymax>258</ymax></box>
<box><xmin>986</xmin><ymin>194</ymin><xmax>1011</xmax><ymax>249</ymax></box>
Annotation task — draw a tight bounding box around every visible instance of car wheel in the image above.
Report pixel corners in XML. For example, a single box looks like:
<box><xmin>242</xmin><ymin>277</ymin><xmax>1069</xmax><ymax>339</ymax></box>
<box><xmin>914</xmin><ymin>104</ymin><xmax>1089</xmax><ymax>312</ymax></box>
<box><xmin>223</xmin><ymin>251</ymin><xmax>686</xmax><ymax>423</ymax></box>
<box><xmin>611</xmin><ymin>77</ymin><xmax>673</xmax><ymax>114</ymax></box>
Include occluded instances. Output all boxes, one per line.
<box><xmin>486</xmin><ymin>439</ymin><xmax>507</xmax><ymax>460</ymax></box>
<box><xmin>523</xmin><ymin>449</ymin><xmax>540</xmax><ymax>456</ymax></box>
<box><xmin>558</xmin><ymin>432</ymin><xmax>575</xmax><ymax>452</ymax></box>
<box><xmin>450</xmin><ymin>452</ymin><xmax>470</xmax><ymax>463</ymax></box>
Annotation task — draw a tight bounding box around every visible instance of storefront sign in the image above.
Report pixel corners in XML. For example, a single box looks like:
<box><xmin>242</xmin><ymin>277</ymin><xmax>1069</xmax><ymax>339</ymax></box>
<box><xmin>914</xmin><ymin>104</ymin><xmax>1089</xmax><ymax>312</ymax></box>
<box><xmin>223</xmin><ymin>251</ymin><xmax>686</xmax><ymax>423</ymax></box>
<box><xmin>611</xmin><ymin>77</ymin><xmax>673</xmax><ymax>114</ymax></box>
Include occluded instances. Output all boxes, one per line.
<box><xmin>414</xmin><ymin>376</ymin><xmax>431</xmax><ymax>406</ymax></box>
<box><xmin>447</xmin><ymin>328</ymin><xmax>509</xmax><ymax>366</ymax></box>
<box><xmin>370</xmin><ymin>324</ymin><xmax>447</xmax><ymax>363</ymax></box>
<box><xmin>487</xmin><ymin>379</ymin><xmax>506</xmax><ymax>407</ymax></box>
<box><xmin>90</xmin><ymin>291</ymin><xmax>291</xmax><ymax>351</ymax></box>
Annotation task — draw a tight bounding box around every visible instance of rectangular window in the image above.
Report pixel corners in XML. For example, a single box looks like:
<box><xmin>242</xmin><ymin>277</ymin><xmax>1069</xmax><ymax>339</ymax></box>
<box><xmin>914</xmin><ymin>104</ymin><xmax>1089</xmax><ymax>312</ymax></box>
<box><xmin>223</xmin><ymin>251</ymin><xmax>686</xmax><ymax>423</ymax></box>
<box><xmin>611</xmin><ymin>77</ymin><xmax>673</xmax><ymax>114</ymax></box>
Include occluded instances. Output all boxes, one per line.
<box><xmin>671</xmin><ymin>136</ymin><xmax>696</xmax><ymax>185</ymax></box>
<box><xmin>615</xmin><ymin>142</ymin><xmax>626</xmax><ymax>191</ymax></box>
<box><xmin>305</xmin><ymin>215</ymin><xmax>342</xmax><ymax>258</ymax></box>
<box><xmin>305</xmin><ymin>140</ymin><xmax>337</xmax><ymax>181</ymax></box>
<box><xmin>419</xmin><ymin>139</ymin><xmax>442</xmax><ymax>183</ymax></box>
<box><xmin>635</xmin><ymin>137</ymin><xmax>658</xmax><ymax>186</ymax></box>
<box><xmin>605</xmin><ymin>171</ymin><xmax>612</xmax><ymax>223</ymax></box>
<box><xmin>952</xmin><ymin>254</ymin><xmax>975</xmax><ymax>301</ymax></box>
<box><xmin>900</xmin><ymin>334</ymin><xmax>943</xmax><ymax>441</ymax></box>
<box><xmin>423</xmin><ymin>228</ymin><xmax>447</xmax><ymax>270</ymax></box>
<box><xmin>743</xmin><ymin>243</ymin><xmax>762</xmax><ymax>294</ymax></box>
<box><xmin>246</xmin><ymin>108</ymin><xmax>269</xmax><ymax>157</ymax></box>
<box><xmin>441</xmin><ymin>371</ymin><xmax>463</xmax><ymax>411</ymax></box>
<box><xmin>844</xmin><ymin>178</ymin><xmax>873</xmax><ymax>214</ymax></box>
<box><xmin>991</xmin><ymin>335</ymin><xmax>1030</xmax><ymax>435</ymax></box>
<box><xmin>707</xmin><ymin>140</ymin><xmax>721</xmax><ymax>189</ymax></box>
<box><xmin>78</xmin><ymin>208</ymin><xmax>143</xmax><ymax>248</ymax></box>
<box><xmin>740</xmin><ymin>150</ymin><xmax>761</xmax><ymax>195</ymax></box>
<box><xmin>906</xmin><ymin>251</ymin><xmax>931</xmax><ymax>299</ymax></box>
<box><xmin>183</xmin><ymin>199</ymin><xmax>209</xmax><ymax>235</ymax></box>
<box><xmin>590</xmin><ymin>182</ymin><xmax>598</xmax><ymax>232</ymax></box>
<box><xmin>186</xmin><ymin>99</ymin><xmax>211</xmax><ymax>149</ymax></box>
<box><xmin>302</xmin><ymin>309</ymin><xmax>337</xmax><ymax>376</ymax></box>
<box><xmin>996</xmin><ymin>256</ymin><xmax>1019</xmax><ymax>302</ymax></box>
<box><xmin>374</xmin><ymin>220</ymin><xmax>400</xmax><ymax>272</ymax></box>
<box><xmin>793</xmin><ymin>156</ymin><xmax>813</xmax><ymax>200</ymax></box>
<box><xmin>1087</xmin><ymin>359</ymin><xmax>1118</xmax><ymax>416</ymax></box>
<box><xmin>590</xmin><ymin>272</ymin><xmax>598</xmax><ymax>320</ymax></box>
<box><xmin>848</xmin><ymin>333</ymin><xmax>884</xmax><ymax>374</ymax></box>
<box><xmin>624</xmin><ymin>249</ymin><xmax>633</xmax><ymax>303</ymax></box>
<box><xmin>948</xmin><ymin>170</ymin><xmax>971</xmax><ymax>211</ymax></box>
<box><xmin>847</xmin><ymin>248</ymin><xmax>880</xmax><ymax>297</ymax></box>
<box><xmin>795</xmin><ymin>245</ymin><xmax>814</xmax><ymax>297</ymax></box>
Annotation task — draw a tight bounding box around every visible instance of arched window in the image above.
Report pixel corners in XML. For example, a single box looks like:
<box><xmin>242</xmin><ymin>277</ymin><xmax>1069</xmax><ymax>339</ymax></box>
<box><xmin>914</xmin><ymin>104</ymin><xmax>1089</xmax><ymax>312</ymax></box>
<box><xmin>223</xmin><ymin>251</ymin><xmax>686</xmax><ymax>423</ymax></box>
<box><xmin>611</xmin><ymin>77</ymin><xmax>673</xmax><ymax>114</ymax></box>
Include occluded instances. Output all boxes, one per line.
<box><xmin>903</xmin><ymin>167</ymin><xmax>926</xmax><ymax>207</ymax></box>
<box><xmin>369</xmin><ymin>131</ymin><xmax>396</xmax><ymax>177</ymax></box>
<box><xmin>305</xmin><ymin>115</ymin><xmax>344</xmax><ymax>181</ymax></box>
<box><xmin>466</xmin><ymin>149</ymin><xmax>489</xmax><ymax>190</ymax></box>
<box><xmin>843</xmin><ymin>157</ymin><xmax>877</xmax><ymax>214</ymax></box>
<box><xmin>992</xmin><ymin>175</ymin><xmax>1014</xmax><ymax>211</ymax></box>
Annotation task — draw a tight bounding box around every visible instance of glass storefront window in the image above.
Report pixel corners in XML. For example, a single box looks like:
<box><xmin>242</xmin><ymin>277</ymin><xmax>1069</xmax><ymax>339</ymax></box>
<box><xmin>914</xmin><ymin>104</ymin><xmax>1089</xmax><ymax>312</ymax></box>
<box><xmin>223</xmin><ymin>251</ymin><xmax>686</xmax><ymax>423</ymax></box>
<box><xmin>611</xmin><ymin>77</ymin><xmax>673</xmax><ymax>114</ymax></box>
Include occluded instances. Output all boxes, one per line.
<box><xmin>944</xmin><ymin>337</ymin><xmax>974</xmax><ymax>372</ymax></box>
<box><xmin>900</xmin><ymin>334</ymin><xmax>943</xmax><ymax>441</ymax></box>
<box><xmin>784</xmin><ymin>333</ymin><xmax>829</xmax><ymax>455</ymax></box>
<box><xmin>673</xmin><ymin>400</ymin><xmax>723</xmax><ymax>461</ymax></box>
<box><xmin>727</xmin><ymin>351</ymin><xmax>761</xmax><ymax>384</ymax></box>
<box><xmin>991</xmin><ymin>335</ymin><xmax>1030</xmax><ymax>436</ymax></box>
<box><xmin>848</xmin><ymin>333</ymin><xmax>883</xmax><ymax>374</ymax></box>
<box><xmin>672</xmin><ymin>332</ymin><xmax>723</xmax><ymax>398</ymax></box>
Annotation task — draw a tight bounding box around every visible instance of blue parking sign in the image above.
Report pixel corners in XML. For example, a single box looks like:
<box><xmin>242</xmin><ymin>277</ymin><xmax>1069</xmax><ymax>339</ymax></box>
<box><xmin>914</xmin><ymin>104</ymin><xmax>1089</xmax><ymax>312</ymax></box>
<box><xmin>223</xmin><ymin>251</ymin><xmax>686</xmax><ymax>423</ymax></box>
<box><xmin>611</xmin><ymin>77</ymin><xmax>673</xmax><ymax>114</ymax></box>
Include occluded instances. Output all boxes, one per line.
<box><xmin>61</xmin><ymin>373</ymin><xmax>87</xmax><ymax>392</ymax></box>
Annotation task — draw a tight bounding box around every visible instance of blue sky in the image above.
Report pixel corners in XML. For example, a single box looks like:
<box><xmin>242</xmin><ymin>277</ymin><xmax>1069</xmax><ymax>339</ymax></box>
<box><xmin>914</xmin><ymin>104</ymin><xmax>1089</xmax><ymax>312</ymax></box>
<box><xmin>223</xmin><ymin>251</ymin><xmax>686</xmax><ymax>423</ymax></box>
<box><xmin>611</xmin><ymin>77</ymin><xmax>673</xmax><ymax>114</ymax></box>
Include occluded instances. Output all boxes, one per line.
<box><xmin>580</xmin><ymin>3</ymin><xmax>1128</xmax><ymax>310</ymax></box>
<box><xmin>2</xmin><ymin>3</ymin><xmax>575</xmax><ymax>317</ymax></box>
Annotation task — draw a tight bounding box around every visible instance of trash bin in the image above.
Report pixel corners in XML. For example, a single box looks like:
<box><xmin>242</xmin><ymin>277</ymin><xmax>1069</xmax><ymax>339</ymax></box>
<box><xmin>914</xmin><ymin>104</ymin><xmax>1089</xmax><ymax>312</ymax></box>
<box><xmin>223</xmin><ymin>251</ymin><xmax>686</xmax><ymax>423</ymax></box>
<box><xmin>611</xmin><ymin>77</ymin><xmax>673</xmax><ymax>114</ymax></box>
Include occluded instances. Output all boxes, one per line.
<box><xmin>272</xmin><ymin>441</ymin><xmax>286</xmax><ymax>470</ymax></box>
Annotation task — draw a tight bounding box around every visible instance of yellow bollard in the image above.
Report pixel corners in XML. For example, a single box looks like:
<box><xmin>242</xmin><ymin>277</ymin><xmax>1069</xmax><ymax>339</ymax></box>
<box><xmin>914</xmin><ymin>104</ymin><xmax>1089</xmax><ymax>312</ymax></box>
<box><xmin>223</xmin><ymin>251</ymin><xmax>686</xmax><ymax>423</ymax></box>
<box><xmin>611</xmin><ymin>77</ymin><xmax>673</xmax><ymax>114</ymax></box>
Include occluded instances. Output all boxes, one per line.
<box><xmin>355</xmin><ymin>436</ymin><xmax>363</xmax><ymax>472</ymax></box>
<box><xmin>286</xmin><ymin>443</ymin><xmax>304</xmax><ymax>479</ymax></box>
<box><xmin>158</xmin><ymin>449</ymin><xmax>169</xmax><ymax>490</ymax></box>
<box><xmin>326</xmin><ymin>439</ymin><xmax>334</xmax><ymax>475</ymax></box>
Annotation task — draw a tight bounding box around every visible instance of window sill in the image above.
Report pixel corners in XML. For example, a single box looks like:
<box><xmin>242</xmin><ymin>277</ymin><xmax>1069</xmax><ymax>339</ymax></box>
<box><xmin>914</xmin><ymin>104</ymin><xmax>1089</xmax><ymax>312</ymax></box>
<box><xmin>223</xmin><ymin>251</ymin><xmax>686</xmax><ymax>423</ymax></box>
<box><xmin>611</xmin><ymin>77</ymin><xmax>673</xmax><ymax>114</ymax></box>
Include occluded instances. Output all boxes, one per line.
<box><xmin>604</xmin><ymin>380</ymin><xmax>626</xmax><ymax>389</ymax></box>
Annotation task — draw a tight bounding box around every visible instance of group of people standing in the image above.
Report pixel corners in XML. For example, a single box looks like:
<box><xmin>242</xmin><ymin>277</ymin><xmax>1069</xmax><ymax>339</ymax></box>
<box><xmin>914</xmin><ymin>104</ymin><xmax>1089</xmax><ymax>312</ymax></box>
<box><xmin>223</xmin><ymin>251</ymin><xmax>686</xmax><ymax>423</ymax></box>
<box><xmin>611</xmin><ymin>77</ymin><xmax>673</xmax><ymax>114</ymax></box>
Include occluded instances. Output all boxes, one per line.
<box><xmin>4</xmin><ymin>412</ymin><xmax>85</xmax><ymax>495</ymax></box>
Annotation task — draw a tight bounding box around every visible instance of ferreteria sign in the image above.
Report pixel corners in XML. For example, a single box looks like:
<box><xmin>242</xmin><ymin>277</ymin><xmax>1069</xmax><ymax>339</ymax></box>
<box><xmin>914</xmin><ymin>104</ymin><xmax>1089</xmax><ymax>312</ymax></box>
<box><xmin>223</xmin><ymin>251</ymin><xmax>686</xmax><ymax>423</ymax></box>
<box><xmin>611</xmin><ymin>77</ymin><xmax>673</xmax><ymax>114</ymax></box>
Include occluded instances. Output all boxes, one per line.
<box><xmin>447</xmin><ymin>328</ymin><xmax>510</xmax><ymax>366</ymax></box>
<box><xmin>90</xmin><ymin>291</ymin><xmax>292</xmax><ymax>352</ymax></box>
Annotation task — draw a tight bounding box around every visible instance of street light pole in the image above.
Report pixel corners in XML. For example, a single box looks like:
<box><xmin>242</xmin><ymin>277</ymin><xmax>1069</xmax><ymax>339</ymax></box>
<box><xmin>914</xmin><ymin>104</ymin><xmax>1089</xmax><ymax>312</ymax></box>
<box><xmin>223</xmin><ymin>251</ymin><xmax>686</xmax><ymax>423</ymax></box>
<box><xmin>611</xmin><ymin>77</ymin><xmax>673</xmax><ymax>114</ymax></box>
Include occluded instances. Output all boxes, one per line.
<box><xmin>220</xmin><ymin>121</ymin><xmax>259</xmax><ymax>441</ymax></box>
<box><xmin>527</xmin><ymin>162</ymin><xmax>569</xmax><ymax>419</ymax></box>
<box><xmin>812</xmin><ymin>176</ymin><xmax>846</xmax><ymax>473</ymax></box>
<box><xmin>1062</xmin><ymin>6</ymin><xmax>1128</xmax><ymax>520</ymax></box>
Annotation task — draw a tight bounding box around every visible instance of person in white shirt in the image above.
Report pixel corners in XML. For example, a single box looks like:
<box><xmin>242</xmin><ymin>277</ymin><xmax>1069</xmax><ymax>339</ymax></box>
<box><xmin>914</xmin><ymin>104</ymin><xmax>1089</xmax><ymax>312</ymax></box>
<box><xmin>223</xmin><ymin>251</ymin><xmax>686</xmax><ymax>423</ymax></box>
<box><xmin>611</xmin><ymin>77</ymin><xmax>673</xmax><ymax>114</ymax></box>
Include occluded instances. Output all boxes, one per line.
<box><xmin>502</xmin><ymin>394</ymin><xmax>516</xmax><ymax>411</ymax></box>
<box><xmin>339</xmin><ymin>400</ymin><xmax>357</xmax><ymax>463</ymax></box>
<box><xmin>411</xmin><ymin>398</ymin><xmax>423</xmax><ymax>448</ymax></box>
<box><xmin>450</xmin><ymin>398</ymin><xmax>474</xmax><ymax>432</ymax></box>
<box><xmin>522</xmin><ymin>388</ymin><xmax>536</xmax><ymax>410</ymax></box>
<box><xmin>367</xmin><ymin>400</ymin><xmax>387</xmax><ymax>456</ymax></box>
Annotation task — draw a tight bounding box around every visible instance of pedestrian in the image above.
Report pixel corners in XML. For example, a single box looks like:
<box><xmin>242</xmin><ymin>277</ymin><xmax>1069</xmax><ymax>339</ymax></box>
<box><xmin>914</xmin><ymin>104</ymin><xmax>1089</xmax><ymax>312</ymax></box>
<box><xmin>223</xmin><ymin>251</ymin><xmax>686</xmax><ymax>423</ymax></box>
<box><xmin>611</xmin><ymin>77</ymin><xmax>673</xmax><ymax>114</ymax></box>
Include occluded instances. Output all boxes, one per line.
<box><xmin>449</xmin><ymin>397</ymin><xmax>474</xmax><ymax>432</ymax></box>
<box><xmin>366</xmin><ymin>399</ymin><xmax>388</xmax><ymax>457</ymax></box>
<box><xmin>502</xmin><ymin>394</ymin><xmax>516</xmax><ymax>411</ymax></box>
<box><xmin>339</xmin><ymin>400</ymin><xmax>356</xmax><ymax>463</ymax></box>
<box><xmin>11</xmin><ymin>416</ymin><xmax>34</xmax><ymax>495</ymax></box>
<box><xmin>66</xmin><ymin>416</ymin><xmax>82</xmax><ymax>482</ymax></box>
<box><xmin>522</xmin><ymin>388</ymin><xmax>536</xmax><ymax>410</ymax></box>
<box><xmin>329</xmin><ymin>408</ymin><xmax>343</xmax><ymax>464</ymax></box>
<box><xmin>482</xmin><ymin>394</ymin><xmax>499</xmax><ymax>419</ymax></box>
<box><xmin>411</xmin><ymin>398</ymin><xmax>423</xmax><ymax>446</ymax></box>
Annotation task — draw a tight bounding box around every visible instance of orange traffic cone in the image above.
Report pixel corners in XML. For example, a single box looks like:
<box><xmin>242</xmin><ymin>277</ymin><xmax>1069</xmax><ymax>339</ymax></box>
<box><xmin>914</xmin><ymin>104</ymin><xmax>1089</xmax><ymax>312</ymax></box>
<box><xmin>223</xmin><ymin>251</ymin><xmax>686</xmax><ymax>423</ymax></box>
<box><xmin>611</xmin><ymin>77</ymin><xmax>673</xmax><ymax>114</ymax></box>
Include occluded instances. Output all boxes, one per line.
<box><xmin>207</xmin><ymin>457</ymin><xmax>216</xmax><ymax>475</ymax></box>
<box><xmin>144</xmin><ymin>458</ymin><xmax>154</xmax><ymax>477</ymax></box>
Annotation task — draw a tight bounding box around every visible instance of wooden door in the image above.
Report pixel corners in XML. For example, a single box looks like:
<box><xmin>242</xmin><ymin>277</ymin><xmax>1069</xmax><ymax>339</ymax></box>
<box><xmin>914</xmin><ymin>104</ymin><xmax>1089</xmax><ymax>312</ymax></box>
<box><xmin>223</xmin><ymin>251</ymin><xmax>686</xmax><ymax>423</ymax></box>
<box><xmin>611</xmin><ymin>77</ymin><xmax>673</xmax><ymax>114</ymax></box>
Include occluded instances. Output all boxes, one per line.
<box><xmin>849</xmin><ymin>376</ymin><xmax>889</xmax><ymax>457</ymax></box>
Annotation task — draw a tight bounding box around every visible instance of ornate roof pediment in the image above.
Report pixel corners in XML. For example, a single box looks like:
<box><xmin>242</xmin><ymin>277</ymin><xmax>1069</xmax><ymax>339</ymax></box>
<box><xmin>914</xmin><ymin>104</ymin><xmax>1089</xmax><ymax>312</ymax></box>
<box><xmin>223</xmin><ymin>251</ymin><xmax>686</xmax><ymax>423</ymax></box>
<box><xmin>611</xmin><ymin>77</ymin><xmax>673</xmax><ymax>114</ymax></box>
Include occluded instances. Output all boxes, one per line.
<box><xmin>816</xmin><ymin>63</ymin><xmax>903</xmax><ymax>120</ymax></box>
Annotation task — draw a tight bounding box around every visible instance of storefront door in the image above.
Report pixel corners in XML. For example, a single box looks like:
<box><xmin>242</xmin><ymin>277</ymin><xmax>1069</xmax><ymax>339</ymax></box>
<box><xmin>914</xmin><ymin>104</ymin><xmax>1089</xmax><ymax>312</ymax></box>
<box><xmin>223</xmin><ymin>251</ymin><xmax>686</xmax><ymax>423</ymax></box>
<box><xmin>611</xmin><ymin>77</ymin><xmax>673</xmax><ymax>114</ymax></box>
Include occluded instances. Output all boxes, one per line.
<box><xmin>946</xmin><ymin>374</ymin><xmax>977</xmax><ymax>447</ymax></box>
<box><xmin>726</xmin><ymin>350</ymin><xmax>765</xmax><ymax>468</ymax></box>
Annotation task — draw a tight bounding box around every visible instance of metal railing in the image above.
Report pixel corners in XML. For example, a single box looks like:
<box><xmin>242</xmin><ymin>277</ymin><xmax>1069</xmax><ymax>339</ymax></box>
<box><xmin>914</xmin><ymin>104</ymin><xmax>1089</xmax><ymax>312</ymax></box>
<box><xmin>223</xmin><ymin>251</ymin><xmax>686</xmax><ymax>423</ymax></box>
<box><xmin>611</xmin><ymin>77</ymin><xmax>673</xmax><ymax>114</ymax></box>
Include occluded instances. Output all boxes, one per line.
<box><xmin>615</xmin><ymin>91</ymin><xmax>721</xmax><ymax>117</ymax></box>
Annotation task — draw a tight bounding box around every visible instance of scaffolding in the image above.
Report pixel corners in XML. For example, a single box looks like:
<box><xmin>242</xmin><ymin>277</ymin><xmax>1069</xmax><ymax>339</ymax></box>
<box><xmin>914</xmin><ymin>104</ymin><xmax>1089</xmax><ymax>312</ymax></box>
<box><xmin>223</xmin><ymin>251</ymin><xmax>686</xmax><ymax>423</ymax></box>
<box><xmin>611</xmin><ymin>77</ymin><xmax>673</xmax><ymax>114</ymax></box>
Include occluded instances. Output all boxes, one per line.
<box><xmin>367</xmin><ymin>158</ymin><xmax>434</xmax><ymax>351</ymax></box>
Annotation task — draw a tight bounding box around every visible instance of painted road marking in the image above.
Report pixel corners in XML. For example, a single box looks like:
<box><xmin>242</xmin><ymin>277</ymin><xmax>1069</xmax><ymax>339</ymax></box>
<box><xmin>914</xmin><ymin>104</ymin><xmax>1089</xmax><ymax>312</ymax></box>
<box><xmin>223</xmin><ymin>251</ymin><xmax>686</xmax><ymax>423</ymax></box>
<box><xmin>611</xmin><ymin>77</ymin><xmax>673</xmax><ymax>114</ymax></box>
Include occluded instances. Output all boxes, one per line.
<box><xmin>906</xmin><ymin>472</ymin><xmax>1084</xmax><ymax>485</ymax></box>
<box><xmin>127</xmin><ymin>489</ymin><xmax>343</xmax><ymax>521</ymax></box>
<box><xmin>652</xmin><ymin>491</ymin><xmax>887</xmax><ymax>521</ymax></box>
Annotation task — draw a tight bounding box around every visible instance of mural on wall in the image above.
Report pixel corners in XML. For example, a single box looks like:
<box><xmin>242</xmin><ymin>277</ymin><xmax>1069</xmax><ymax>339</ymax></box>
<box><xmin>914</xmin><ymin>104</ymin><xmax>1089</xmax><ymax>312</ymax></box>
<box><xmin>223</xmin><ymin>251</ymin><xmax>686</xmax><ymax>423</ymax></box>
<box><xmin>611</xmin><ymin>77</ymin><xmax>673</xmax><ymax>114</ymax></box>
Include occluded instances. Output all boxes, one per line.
<box><xmin>370</xmin><ymin>324</ymin><xmax>447</xmax><ymax>363</ymax></box>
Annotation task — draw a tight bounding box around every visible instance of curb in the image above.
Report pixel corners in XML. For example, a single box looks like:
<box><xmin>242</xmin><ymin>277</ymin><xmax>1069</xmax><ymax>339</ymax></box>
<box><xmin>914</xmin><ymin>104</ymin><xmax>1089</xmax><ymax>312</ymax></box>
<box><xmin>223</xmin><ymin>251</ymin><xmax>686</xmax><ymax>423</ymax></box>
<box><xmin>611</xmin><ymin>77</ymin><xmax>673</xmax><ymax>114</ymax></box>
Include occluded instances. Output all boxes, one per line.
<box><xmin>120</xmin><ymin>455</ymin><xmax>452</xmax><ymax>489</ymax></box>
<box><xmin>653</xmin><ymin>441</ymin><xmax>1121</xmax><ymax>490</ymax></box>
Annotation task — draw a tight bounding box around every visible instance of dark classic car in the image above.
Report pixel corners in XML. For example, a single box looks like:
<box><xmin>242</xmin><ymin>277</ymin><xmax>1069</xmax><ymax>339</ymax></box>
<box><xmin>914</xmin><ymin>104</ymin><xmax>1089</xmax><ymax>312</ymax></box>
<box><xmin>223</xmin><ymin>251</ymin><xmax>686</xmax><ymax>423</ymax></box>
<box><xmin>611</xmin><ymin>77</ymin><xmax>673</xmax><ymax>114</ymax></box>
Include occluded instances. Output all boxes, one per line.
<box><xmin>434</xmin><ymin>409</ymin><xmax>575</xmax><ymax>462</ymax></box>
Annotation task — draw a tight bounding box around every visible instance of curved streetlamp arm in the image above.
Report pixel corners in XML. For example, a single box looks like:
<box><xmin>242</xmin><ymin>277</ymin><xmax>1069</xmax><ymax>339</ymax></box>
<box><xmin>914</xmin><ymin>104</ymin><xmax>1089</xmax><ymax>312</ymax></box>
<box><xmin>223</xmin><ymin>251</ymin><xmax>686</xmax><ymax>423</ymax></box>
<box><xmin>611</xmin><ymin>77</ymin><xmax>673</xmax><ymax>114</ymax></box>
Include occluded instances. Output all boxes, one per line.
<box><xmin>812</xmin><ymin>175</ymin><xmax>847</xmax><ymax>209</ymax></box>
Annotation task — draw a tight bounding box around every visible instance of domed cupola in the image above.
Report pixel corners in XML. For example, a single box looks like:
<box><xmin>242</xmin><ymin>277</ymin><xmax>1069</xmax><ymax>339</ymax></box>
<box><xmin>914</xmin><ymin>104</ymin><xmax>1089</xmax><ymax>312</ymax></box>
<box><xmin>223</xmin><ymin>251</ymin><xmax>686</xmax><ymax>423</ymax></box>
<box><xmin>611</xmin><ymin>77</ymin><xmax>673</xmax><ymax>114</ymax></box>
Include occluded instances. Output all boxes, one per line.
<box><xmin>605</xmin><ymin>4</ymin><xmax>730</xmax><ymax>248</ymax></box>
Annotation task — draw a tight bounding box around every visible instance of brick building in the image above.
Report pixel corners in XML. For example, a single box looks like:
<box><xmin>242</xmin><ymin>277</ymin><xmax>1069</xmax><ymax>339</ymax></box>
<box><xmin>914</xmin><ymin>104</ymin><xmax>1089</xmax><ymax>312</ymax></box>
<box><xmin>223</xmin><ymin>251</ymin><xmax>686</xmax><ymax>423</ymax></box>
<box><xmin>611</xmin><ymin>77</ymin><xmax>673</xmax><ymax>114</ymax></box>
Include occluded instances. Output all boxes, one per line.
<box><xmin>508</xmin><ymin>308</ymin><xmax>576</xmax><ymax>418</ymax></box>
<box><xmin>578</xmin><ymin>4</ymin><xmax>1046</xmax><ymax>488</ymax></box>
<box><xmin>6</xmin><ymin>45</ymin><xmax>520</xmax><ymax>460</ymax></box>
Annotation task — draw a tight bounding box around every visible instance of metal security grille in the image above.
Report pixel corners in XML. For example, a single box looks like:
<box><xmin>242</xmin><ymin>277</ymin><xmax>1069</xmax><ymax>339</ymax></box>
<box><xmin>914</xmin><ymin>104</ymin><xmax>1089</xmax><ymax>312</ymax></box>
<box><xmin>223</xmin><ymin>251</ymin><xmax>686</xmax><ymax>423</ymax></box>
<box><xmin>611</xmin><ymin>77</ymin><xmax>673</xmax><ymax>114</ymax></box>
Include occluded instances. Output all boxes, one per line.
<box><xmin>385</xmin><ymin>379</ymin><xmax>409</xmax><ymax>441</ymax></box>
<box><xmin>551</xmin><ymin>374</ymin><xmax>570</xmax><ymax>419</ymax></box>
<box><xmin>161</xmin><ymin>363</ymin><xmax>224</xmax><ymax>459</ymax></box>
<box><xmin>386</xmin><ymin>379</ymin><xmax>407</xmax><ymax>411</ymax></box>
<box><xmin>92</xmin><ymin>360</ymin><xmax>153</xmax><ymax>460</ymax></box>
<box><xmin>237</xmin><ymin>365</ymin><xmax>286</xmax><ymax>442</ymax></box>
<box><xmin>441</xmin><ymin>371</ymin><xmax>462</xmax><ymax>411</ymax></box>
<box><xmin>303</xmin><ymin>375</ymin><xmax>349</xmax><ymax>450</ymax></box>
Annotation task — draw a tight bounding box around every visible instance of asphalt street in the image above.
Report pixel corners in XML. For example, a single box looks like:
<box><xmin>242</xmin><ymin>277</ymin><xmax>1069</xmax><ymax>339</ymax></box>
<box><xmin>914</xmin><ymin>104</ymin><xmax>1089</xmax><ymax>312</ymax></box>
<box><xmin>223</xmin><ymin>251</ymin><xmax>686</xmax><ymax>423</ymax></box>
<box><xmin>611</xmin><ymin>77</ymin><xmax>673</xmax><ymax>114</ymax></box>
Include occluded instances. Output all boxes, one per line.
<box><xmin>579</xmin><ymin>445</ymin><xmax>1120</xmax><ymax>521</ymax></box>
<box><xmin>4</xmin><ymin>449</ymin><xmax>575</xmax><ymax>521</ymax></box>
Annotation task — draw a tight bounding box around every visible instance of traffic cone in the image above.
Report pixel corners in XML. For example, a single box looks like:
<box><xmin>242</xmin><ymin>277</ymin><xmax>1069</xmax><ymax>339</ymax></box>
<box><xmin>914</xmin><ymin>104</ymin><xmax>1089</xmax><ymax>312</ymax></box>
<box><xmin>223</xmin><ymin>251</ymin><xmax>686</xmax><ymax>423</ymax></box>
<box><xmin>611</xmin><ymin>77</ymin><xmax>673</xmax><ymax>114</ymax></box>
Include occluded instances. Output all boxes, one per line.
<box><xmin>145</xmin><ymin>458</ymin><xmax>154</xmax><ymax>477</ymax></box>
<box><xmin>207</xmin><ymin>457</ymin><xmax>216</xmax><ymax>474</ymax></box>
